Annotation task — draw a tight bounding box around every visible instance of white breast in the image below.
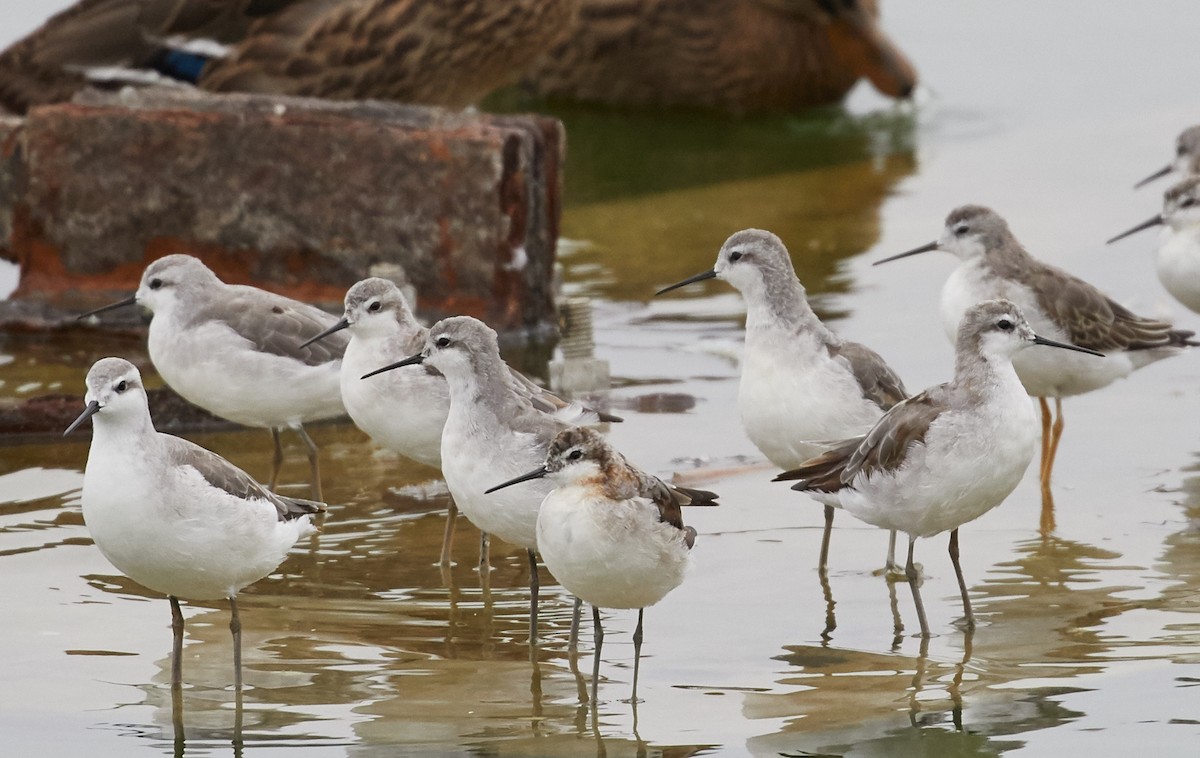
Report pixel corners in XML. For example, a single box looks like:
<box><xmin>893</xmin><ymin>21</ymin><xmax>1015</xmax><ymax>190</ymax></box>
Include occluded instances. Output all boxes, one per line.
<box><xmin>1156</xmin><ymin>228</ymin><xmax>1200</xmax><ymax>314</ymax></box>
<box><xmin>439</xmin><ymin>408</ymin><xmax>547</xmax><ymax>550</ymax></box>
<box><xmin>822</xmin><ymin>379</ymin><xmax>1038</xmax><ymax>539</ymax></box>
<box><xmin>738</xmin><ymin>327</ymin><xmax>885</xmax><ymax>469</ymax></box>
<box><xmin>81</xmin><ymin>433</ymin><xmax>312</xmax><ymax>600</ymax></box>
<box><xmin>536</xmin><ymin>487</ymin><xmax>691</xmax><ymax>609</ymax></box>
<box><xmin>149</xmin><ymin>313</ymin><xmax>344</xmax><ymax>428</ymax></box>
<box><xmin>341</xmin><ymin>337</ymin><xmax>447</xmax><ymax>468</ymax></box>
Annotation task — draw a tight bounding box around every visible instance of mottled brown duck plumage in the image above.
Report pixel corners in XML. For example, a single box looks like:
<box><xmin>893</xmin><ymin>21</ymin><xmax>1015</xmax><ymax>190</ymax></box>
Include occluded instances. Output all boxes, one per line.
<box><xmin>522</xmin><ymin>0</ymin><xmax>917</xmax><ymax>113</ymax></box>
<box><xmin>0</xmin><ymin>0</ymin><xmax>577</xmax><ymax>113</ymax></box>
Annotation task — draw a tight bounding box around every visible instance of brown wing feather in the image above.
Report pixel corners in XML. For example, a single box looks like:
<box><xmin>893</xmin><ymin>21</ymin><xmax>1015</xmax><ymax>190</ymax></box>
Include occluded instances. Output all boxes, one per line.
<box><xmin>1026</xmin><ymin>262</ymin><xmax>1196</xmax><ymax>352</ymax></box>
<box><xmin>632</xmin><ymin>469</ymin><xmax>717</xmax><ymax>550</ymax></box>
<box><xmin>775</xmin><ymin>388</ymin><xmax>946</xmax><ymax>493</ymax></box>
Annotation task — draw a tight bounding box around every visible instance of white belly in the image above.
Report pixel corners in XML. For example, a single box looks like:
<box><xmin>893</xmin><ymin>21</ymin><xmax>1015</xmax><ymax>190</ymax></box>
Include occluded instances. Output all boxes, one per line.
<box><xmin>738</xmin><ymin>331</ymin><xmax>885</xmax><ymax>469</ymax></box>
<box><xmin>1156</xmin><ymin>230</ymin><xmax>1200</xmax><ymax>314</ymax></box>
<box><xmin>440</xmin><ymin>412</ymin><xmax>547</xmax><ymax>550</ymax></box>
<box><xmin>536</xmin><ymin>488</ymin><xmax>691</xmax><ymax>609</ymax></box>
<box><xmin>150</xmin><ymin>316</ymin><xmax>344</xmax><ymax>428</ymax></box>
<box><xmin>821</xmin><ymin>385</ymin><xmax>1039</xmax><ymax>539</ymax></box>
<box><xmin>81</xmin><ymin>436</ymin><xmax>312</xmax><ymax>600</ymax></box>
<box><xmin>341</xmin><ymin>338</ymin><xmax>447</xmax><ymax>467</ymax></box>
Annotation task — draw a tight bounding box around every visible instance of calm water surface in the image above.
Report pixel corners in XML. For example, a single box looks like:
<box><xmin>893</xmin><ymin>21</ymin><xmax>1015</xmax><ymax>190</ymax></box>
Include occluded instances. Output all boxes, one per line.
<box><xmin>4</xmin><ymin>2</ymin><xmax>1200</xmax><ymax>756</ymax></box>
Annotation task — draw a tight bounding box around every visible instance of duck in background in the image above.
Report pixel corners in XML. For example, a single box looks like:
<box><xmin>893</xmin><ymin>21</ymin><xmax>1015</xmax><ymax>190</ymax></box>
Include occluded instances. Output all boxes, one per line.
<box><xmin>0</xmin><ymin>0</ymin><xmax>577</xmax><ymax>113</ymax></box>
<box><xmin>522</xmin><ymin>0</ymin><xmax>917</xmax><ymax>113</ymax></box>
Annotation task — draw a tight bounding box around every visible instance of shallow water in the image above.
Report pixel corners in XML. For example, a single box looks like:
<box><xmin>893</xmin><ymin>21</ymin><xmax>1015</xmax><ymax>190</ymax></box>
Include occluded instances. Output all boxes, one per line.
<box><xmin>4</xmin><ymin>1</ymin><xmax>1200</xmax><ymax>756</ymax></box>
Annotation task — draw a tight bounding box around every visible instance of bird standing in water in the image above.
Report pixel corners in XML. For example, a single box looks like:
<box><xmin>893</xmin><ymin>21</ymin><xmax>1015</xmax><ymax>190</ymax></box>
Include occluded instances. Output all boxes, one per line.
<box><xmin>65</xmin><ymin>357</ymin><xmax>321</xmax><ymax>690</ymax></box>
<box><xmin>78</xmin><ymin>254</ymin><xmax>347</xmax><ymax>501</ymax></box>
<box><xmin>658</xmin><ymin>228</ymin><xmax>908</xmax><ymax>574</ymax></box>
<box><xmin>777</xmin><ymin>301</ymin><xmax>1103</xmax><ymax>637</ymax></box>
<box><xmin>488</xmin><ymin>426</ymin><xmax>715</xmax><ymax>702</ymax></box>
<box><xmin>877</xmin><ymin>206</ymin><xmax>1195</xmax><ymax>529</ymax></box>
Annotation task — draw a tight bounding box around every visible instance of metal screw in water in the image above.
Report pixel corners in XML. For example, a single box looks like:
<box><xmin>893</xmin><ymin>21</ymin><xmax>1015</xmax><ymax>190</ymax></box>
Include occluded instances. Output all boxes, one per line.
<box><xmin>550</xmin><ymin>297</ymin><xmax>610</xmax><ymax>394</ymax></box>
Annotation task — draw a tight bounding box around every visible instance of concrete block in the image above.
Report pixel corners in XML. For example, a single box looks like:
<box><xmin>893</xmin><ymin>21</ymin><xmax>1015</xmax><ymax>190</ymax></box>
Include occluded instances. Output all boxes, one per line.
<box><xmin>0</xmin><ymin>88</ymin><xmax>563</xmax><ymax>334</ymax></box>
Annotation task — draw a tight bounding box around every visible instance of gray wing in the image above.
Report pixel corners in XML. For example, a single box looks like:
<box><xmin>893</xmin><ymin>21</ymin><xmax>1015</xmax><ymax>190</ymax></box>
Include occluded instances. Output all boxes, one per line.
<box><xmin>190</xmin><ymin>285</ymin><xmax>348</xmax><ymax>366</ymax></box>
<box><xmin>827</xmin><ymin>340</ymin><xmax>908</xmax><ymax>411</ymax></box>
<box><xmin>163</xmin><ymin>434</ymin><xmax>325</xmax><ymax>521</ymax></box>
<box><xmin>1028</xmin><ymin>260</ymin><xmax>1197</xmax><ymax>352</ymax></box>
<box><xmin>505</xmin><ymin>367</ymin><xmax>623</xmax><ymax>423</ymax></box>
<box><xmin>776</xmin><ymin>387</ymin><xmax>947</xmax><ymax>493</ymax></box>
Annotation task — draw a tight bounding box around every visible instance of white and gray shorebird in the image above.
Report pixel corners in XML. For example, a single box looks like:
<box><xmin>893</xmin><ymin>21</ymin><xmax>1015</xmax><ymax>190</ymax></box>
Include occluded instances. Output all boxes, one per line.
<box><xmin>1134</xmin><ymin>124</ymin><xmax>1200</xmax><ymax>189</ymax></box>
<box><xmin>1108</xmin><ymin>176</ymin><xmax>1200</xmax><ymax>314</ymax></box>
<box><xmin>775</xmin><ymin>301</ymin><xmax>1103</xmax><ymax>637</ymax></box>
<box><xmin>876</xmin><ymin>206</ymin><xmax>1196</xmax><ymax>521</ymax></box>
<box><xmin>362</xmin><ymin>316</ymin><xmax>601</xmax><ymax>642</ymax></box>
<box><xmin>299</xmin><ymin>278</ymin><xmax>621</xmax><ymax>567</ymax></box>
<box><xmin>486</xmin><ymin>426</ymin><xmax>716</xmax><ymax>702</ymax></box>
<box><xmin>657</xmin><ymin>228</ymin><xmax>909</xmax><ymax>573</ymax></box>
<box><xmin>64</xmin><ymin>357</ymin><xmax>322</xmax><ymax>690</ymax></box>
<box><xmin>77</xmin><ymin>254</ymin><xmax>348</xmax><ymax>500</ymax></box>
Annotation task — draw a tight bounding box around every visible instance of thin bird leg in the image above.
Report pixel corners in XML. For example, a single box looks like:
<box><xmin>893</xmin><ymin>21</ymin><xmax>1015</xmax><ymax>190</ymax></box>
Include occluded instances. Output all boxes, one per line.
<box><xmin>591</xmin><ymin>605</ymin><xmax>604</xmax><ymax>705</ymax></box>
<box><xmin>527</xmin><ymin>549</ymin><xmax>540</xmax><ymax>646</ymax></box>
<box><xmin>1040</xmin><ymin>398</ymin><xmax>1064</xmax><ymax>532</ymax></box>
<box><xmin>1037</xmin><ymin>397</ymin><xmax>1052</xmax><ymax>487</ymax></box>
<box><xmin>886</xmin><ymin>530</ymin><xmax>900</xmax><ymax>575</ymax></box>
<box><xmin>170</xmin><ymin>595</ymin><xmax>185</xmax><ymax>691</ymax></box>
<box><xmin>229</xmin><ymin>596</ymin><xmax>243</xmax><ymax>691</ymax></box>
<box><xmin>629</xmin><ymin>609</ymin><xmax>645</xmax><ymax>704</ymax></box>
<box><xmin>818</xmin><ymin>567</ymin><xmax>836</xmax><ymax>640</ymax></box>
<box><xmin>268</xmin><ymin>428</ymin><xmax>284</xmax><ymax>491</ymax></box>
<box><xmin>569</xmin><ymin>596</ymin><xmax>583</xmax><ymax>652</ymax></box>
<box><xmin>295</xmin><ymin>424</ymin><xmax>322</xmax><ymax>501</ymax></box>
<box><xmin>478</xmin><ymin>531</ymin><xmax>491</xmax><ymax>572</ymax></box>
<box><xmin>818</xmin><ymin>505</ymin><xmax>834</xmax><ymax>573</ymax></box>
<box><xmin>888</xmin><ymin>578</ymin><xmax>904</xmax><ymax>647</ymax></box>
<box><xmin>906</xmin><ymin>536</ymin><xmax>930</xmax><ymax>638</ymax></box>
<box><xmin>1043</xmin><ymin>398</ymin><xmax>1065</xmax><ymax>488</ymax></box>
<box><xmin>439</xmin><ymin>497</ymin><xmax>459</xmax><ymax>567</ymax></box>
<box><xmin>948</xmin><ymin>528</ymin><xmax>974</xmax><ymax>629</ymax></box>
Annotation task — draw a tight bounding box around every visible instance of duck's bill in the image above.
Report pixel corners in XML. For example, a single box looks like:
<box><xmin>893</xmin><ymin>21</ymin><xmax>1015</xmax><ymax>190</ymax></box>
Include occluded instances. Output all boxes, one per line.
<box><xmin>361</xmin><ymin>352</ymin><xmax>423</xmax><ymax>379</ymax></box>
<box><xmin>1106</xmin><ymin>214</ymin><xmax>1164</xmax><ymax>244</ymax></box>
<box><xmin>64</xmin><ymin>400</ymin><xmax>100</xmax><ymax>436</ymax></box>
<box><xmin>1134</xmin><ymin>164</ymin><xmax>1173</xmax><ymax>189</ymax></box>
<box><xmin>485</xmin><ymin>466</ymin><xmax>548</xmax><ymax>494</ymax></box>
<box><xmin>1031</xmin><ymin>335</ymin><xmax>1105</xmax><ymax>357</ymax></box>
<box><xmin>299</xmin><ymin>317</ymin><xmax>350</xmax><ymax>349</ymax></box>
<box><xmin>76</xmin><ymin>295</ymin><xmax>137</xmax><ymax>320</ymax></box>
<box><xmin>874</xmin><ymin>241</ymin><xmax>939</xmax><ymax>266</ymax></box>
<box><xmin>655</xmin><ymin>269</ymin><xmax>716</xmax><ymax>296</ymax></box>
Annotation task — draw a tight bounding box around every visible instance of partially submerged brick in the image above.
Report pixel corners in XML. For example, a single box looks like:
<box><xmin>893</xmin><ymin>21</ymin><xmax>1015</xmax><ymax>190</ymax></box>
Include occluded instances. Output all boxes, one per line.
<box><xmin>0</xmin><ymin>88</ymin><xmax>562</xmax><ymax>334</ymax></box>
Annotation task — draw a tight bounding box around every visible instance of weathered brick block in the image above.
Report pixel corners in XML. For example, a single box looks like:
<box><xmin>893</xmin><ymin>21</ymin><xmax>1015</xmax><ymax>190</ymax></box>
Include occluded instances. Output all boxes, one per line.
<box><xmin>1</xmin><ymin>88</ymin><xmax>562</xmax><ymax>334</ymax></box>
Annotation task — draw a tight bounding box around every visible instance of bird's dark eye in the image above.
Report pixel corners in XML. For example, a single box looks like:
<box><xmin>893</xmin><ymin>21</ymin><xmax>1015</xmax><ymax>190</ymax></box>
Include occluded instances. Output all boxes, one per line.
<box><xmin>729</xmin><ymin>251</ymin><xmax>743</xmax><ymax>262</ymax></box>
<box><xmin>954</xmin><ymin>225</ymin><xmax>970</xmax><ymax>236</ymax></box>
<box><xmin>1179</xmin><ymin>144</ymin><xmax>1188</xmax><ymax>156</ymax></box>
<box><xmin>1182</xmin><ymin>197</ymin><xmax>1196</xmax><ymax>208</ymax></box>
<box><xmin>997</xmin><ymin>318</ymin><xmax>1014</xmax><ymax>332</ymax></box>
<box><xmin>568</xmin><ymin>449</ymin><xmax>583</xmax><ymax>460</ymax></box>
<box><xmin>148</xmin><ymin>278</ymin><xmax>163</xmax><ymax>290</ymax></box>
<box><xmin>435</xmin><ymin>337</ymin><xmax>450</xmax><ymax>348</ymax></box>
<box><xmin>367</xmin><ymin>301</ymin><xmax>382</xmax><ymax>312</ymax></box>
<box><xmin>115</xmin><ymin>380</ymin><xmax>128</xmax><ymax>393</ymax></box>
